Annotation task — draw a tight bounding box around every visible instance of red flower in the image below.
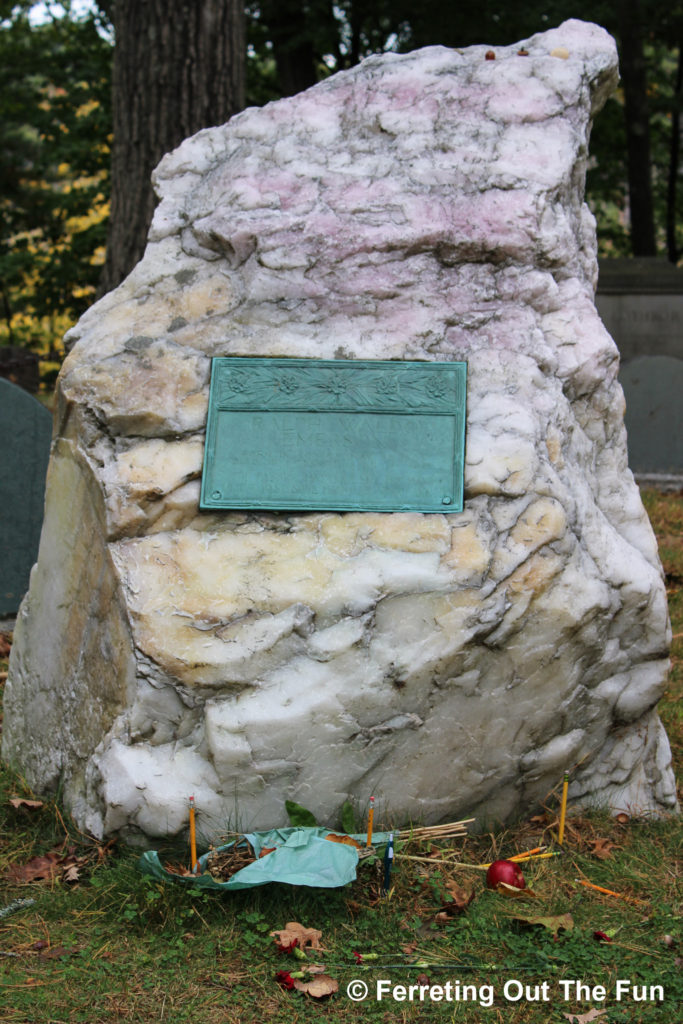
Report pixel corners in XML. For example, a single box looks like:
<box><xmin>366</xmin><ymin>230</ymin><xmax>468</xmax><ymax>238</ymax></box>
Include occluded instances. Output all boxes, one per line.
<box><xmin>353</xmin><ymin>951</ymin><xmax>363</xmax><ymax>964</ymax></box>
<box><xmin>275</xmin><ymin>971</ymin><xmax>296</xmax><ymax>990</ymax></box>
<box><xmin>274</xmin><ymin>937</ymin><xmax>299</xmax><ymax>953</ymax></box>
<box><xmin>593</xmin><ymin>931</ymin><xmax>612</xmax><ymax>942</ymax></box>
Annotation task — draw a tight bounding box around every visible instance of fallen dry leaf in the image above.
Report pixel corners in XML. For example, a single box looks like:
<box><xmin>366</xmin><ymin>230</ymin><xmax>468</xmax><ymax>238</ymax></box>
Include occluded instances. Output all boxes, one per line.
<box><xmin>0</xmin><ymin>633</ymin><xmax>12</xmax><ymax>658</ymax></box>
<box><xmin>588</xmin><ymin>838</ymin><xmax>619</xmax><ymax>860</ymax></box>
<box><xmin>9</xmin><ymin>798</ymin><xmax>44</xmax><ymax>811</ymax></box>
<box><xmin>62</xmin><ymin>863</ymin><xmax>81</xmax><ymax>884</ymax></box>
<box><xmin>562</xmin><ymin>1010</ymin><xmax>607</xmax><ymax>1024</ymax></box>
<box><xmin>5</xmin><ymin>845</ymin><xmax>87</xmax><ymax>885</ymax></box>
<box><xmin>163</xmin><ymin>861</ymin><xmax>195</xmax><ymax>877</ymax></box>
<box><xmin>37</xmin><ymin>945</ymin><xmax>73</xmax><ymax>960</ymax></box>
<box><xmin>324</xmin><ymin>833</ymin><xmax>363</xmax><ymax>849</ymax></box>
<box><xmin>271</xmin><ymin>922</ymin><xmax>323</xmax><ymax>951</ymax></box>
<box><xmin>435</xmin><ymin>881</ymin><xmax>475</xmax><ymax>920</ymax></box>
<box><xmin>401</xmin><ymin>942</ymin><xmax>418</xmax><ymax>954</ymax></box>
<box><xmin>512</xmin><ymin>911</ymin><xmax>574</xmax><ymax>937</ymax></box>
<box><xmin>494</xmin><ymin>882</ymin><xmax>537</xmax><ymax>899</ymax></box>
<box><xmin>303</xmin><ymin>963</ymin><xmax>327</xmax><ymax>975</ymax></box>
<box><xmin>5</xmin><ymin>849</ymin><xmax>65</xmax><ymax>884</ymax></box>
<box><xmin>292</xmin><ymin>974</ymin><xmax>338</xmax><ymax>998</ymax></box>
<box><xmin>446</xmin><ymin>880</ymin><xmax>475</xmax><ymax>908</ymax></box>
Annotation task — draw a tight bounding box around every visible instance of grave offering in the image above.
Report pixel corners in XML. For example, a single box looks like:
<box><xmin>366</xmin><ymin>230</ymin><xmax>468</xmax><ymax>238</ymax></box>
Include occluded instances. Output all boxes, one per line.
<box><xmin>2</xmin><ymin>20</ymin><xmax>677</xmax><ymax>840</ymax></box>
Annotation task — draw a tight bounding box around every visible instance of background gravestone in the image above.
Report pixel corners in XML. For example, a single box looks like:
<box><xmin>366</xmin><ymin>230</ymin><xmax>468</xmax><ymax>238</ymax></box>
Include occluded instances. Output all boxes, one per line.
<box><xmin>0</xmin><ymin>379</ymin><xmax>52</xmax><ymax>616</ymax></box>
<box><xmin>596</xmin><ymin>258</ymin><xmax>683</xmax><ymax>483</ymax></box>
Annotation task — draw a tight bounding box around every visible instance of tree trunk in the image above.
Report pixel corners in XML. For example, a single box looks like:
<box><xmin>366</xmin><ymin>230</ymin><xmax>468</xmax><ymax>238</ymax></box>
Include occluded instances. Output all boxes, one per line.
<box><xmin>99</xmin><ymin>0</ymin><xmax>245</xmax><ymax>295</ymax></box>
<box><xmin>617</xmin><ymin>0</ymin><xmax>657</xmax><ymax>256</ymax></box>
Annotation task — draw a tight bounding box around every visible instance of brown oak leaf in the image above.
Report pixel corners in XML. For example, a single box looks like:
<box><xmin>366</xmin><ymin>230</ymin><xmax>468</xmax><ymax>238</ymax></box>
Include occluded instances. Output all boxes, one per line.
<box><xmin>588</xmin><ymin>838</ymin><xmax>619</xmax><ymax>860</ymax></box>
<box><xmin>5</xmin><ymin>849</ymin><xmax>65</xmax><ymax>884</ymax></box>
<box><xmin>9</xmin><ymin>798</ymin><xmax>44</xmax><ymax>811</ymax></box>
<box><xmin>562</xmin><ymin>1010</ymin><xmax>607</xmax><ymax>1024</ymax></box>
<box><xmin>270</xmin><ymin>922</ymin><xmax>323</xmax><ymax>951</ymax></box>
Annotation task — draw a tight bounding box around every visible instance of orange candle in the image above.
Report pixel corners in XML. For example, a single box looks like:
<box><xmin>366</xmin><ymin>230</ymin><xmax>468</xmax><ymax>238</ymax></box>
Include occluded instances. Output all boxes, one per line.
<box><xmin>366</xmin><ymin>796</ymin><xmax>375</xmax><ymax>847</ymax></box>
<box><xmin>189</xmin><ymin>795</ymin><xmax>198</xmax><ymax>872</ymax></box>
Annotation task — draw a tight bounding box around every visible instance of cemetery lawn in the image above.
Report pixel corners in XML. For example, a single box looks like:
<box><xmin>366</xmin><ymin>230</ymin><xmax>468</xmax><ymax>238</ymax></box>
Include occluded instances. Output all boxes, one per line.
<box><xmin>1</xmin><ymin>490</ymin><xmax>681</xmax><ymax>1023</ymax></box>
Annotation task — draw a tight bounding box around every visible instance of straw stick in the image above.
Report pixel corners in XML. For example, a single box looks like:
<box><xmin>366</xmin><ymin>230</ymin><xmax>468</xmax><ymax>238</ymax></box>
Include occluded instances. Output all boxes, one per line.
<box><xmin>189</xmin><ymin>795</ymin><xmax>197</xmax><ymax>873</ymax></box>
<box><xmin>397</xmin><ymin>853</ymin><xmax>488</xmax><ymax>870</ymax></box>
<box><xmin>397</xmin><ymin>819</ymin><xmax>473</xmax><ymax>841</ymax></box>
<box><xmin>366</xmin><ymin>796</ymin><xmax>375</xmax><ymax>847</ymax></box>
<box><xmin>558</xmin><ymin>771</ymin><xmax>569</xmax><ymax>845</ymax></box>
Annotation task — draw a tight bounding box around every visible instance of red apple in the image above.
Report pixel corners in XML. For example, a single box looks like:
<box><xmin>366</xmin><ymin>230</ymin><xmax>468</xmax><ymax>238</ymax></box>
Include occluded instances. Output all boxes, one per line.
<box><xmin>486</xmin><ymin>859</ymin><xmax>526</xmax><ymax>890</ymax></box>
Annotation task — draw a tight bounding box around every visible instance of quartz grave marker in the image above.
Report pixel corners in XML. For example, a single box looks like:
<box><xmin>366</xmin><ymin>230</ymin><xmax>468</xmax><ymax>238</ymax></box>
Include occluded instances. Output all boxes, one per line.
<box><xmin>2</xmin><ymin>21</ymin><xmax>677</xmax><ymax>840</ymax></box>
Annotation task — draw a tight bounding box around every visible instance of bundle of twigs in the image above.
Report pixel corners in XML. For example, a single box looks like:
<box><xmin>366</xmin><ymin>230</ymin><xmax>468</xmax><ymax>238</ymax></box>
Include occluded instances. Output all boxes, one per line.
<box><xmin>396</xmin><ymin>818</ymin><xmax>474</xmax><ymax>844</ymax></box>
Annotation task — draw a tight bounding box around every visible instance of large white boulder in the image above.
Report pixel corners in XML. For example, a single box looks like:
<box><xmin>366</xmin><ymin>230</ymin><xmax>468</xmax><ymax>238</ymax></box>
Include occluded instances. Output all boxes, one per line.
<box><xmin>3</xmin><ymin>20</ymin><xmax>677</xmax><ymax>840</ymax></box>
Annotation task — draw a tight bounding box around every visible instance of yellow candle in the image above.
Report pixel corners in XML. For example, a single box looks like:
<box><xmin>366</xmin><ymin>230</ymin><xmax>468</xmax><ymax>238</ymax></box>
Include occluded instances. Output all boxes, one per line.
<box><xmin>558</xmin><ymin>771</ymin><xmax>569</xmax><ymax>845</ymax></box>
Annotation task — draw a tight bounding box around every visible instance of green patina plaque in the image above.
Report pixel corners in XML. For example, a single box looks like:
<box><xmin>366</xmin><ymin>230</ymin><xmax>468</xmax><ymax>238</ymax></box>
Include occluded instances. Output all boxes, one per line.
<box><xmin>200</xmin><ymin>358</ymin><xmax>467</xmax><ymax>513</ymax></box>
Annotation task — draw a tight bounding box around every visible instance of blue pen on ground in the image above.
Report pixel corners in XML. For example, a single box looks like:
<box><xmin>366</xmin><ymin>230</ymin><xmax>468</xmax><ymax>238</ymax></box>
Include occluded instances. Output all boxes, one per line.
<box><xmin>383</xmin><ymin>832</ymin><xmax>394</xmax><ymax>894</ymax></box>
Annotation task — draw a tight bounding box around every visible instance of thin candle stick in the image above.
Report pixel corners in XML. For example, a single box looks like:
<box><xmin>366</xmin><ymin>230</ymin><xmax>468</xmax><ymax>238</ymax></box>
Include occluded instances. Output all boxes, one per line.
<box><xmin>575</xmin><ymin>878</ymin><xmax>648</xmax><ymax>906</ymax></box>
<box><xmin>558</xmin><ymin>771</ymin><xmax>569</xmax><ymax>845</ymax></box>
<box><xmin>481</xmin><ymin>851</ymin><xmax>560</xmax><ymax>869</ymax></box>
<box><xmin>509</xmin><ymin>847</ymin><xmax>547</xmax><ymax>861</ymax></box>
<box><xmin>189</xmin><ymin>795</ymin><xmax>197</xmax><ymax>873</ymax></box>
<box><xmin>366</xmin><ymin>796</ymin><xmax>375</xmax><ymax>847</ymax></box>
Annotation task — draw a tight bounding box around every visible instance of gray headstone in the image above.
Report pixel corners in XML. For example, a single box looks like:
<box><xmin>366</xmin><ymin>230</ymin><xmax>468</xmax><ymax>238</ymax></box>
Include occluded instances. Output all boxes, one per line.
<box><xmin>620</xmin><ymin>356</ymin><xmax>683</xmax><ymax>474</ymax></box>
<box><xmin>0</xmin><ymin>379</ymin><xmax>52</xmax><ymax>615</ymax></box>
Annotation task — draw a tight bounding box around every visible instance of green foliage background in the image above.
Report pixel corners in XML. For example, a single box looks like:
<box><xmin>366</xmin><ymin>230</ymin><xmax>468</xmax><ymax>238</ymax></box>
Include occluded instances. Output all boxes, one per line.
<box><xmin>0</xmin><ymin>1</ymin><xmax>111</xmax><ymax>365</ymax></box>
<box><xmin>2</xmin><ymin>1</ymin><xmax>682</xmax><ymax>384</ymax></box>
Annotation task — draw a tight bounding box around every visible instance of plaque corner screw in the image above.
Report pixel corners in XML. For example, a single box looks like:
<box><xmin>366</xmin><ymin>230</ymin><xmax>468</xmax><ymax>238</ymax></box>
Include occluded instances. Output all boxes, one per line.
<box><xmin>442</xmin><ymin>496</ymin><xmax>452</xmax><ymax>505</ymax></box>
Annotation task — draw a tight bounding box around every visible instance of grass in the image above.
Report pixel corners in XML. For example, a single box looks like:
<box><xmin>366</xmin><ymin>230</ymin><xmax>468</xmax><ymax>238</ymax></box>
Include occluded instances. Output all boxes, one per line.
<box><xmin>1</xmin><ymin>489</ymin><xmax>681</xmax><ymax>1023</ymax></box>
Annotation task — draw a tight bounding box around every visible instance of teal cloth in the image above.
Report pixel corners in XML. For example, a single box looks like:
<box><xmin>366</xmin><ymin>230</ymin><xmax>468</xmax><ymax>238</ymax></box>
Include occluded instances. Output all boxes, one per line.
<box><xmin>138</xmin><ymin>827</ymin><xmax>390</xmax><ymax>890</ymax></box>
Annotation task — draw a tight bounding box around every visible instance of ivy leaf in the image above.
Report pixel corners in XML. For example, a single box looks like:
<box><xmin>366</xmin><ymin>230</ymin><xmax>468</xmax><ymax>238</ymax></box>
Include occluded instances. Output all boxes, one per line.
<box><xmin>285</xmin><ymin>800</ymin><xmax>318</xmax><ymax>827</ymax></box>
<box><xmin>341</xmin><ymin>800</ymin><xmax>356</xmax><ymax>834</ymax></box>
